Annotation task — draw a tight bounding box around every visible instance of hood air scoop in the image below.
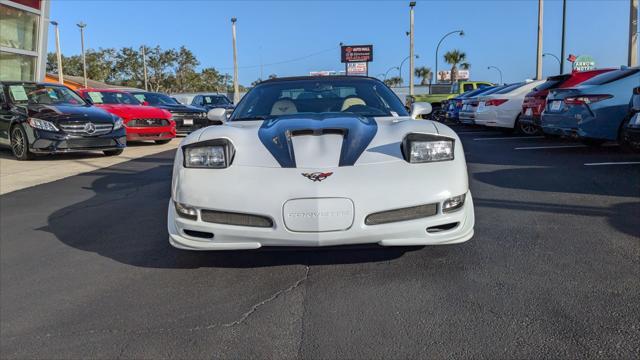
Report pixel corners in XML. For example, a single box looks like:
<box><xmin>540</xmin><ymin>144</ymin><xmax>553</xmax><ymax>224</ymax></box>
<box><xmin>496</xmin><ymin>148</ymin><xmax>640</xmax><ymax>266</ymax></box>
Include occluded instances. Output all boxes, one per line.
<box><xmin>258</xmin><ymin>114</ymin><xmax>378</xmax><ymax>168</ymax></box>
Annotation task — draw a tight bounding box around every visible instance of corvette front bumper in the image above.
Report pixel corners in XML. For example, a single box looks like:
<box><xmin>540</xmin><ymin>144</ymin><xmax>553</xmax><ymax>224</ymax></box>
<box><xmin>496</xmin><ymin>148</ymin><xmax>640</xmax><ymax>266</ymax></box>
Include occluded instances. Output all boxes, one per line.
<box><xmin>168</xmin><ymin>191</ymin><xmax>474</xmax><ymax>251</ymax></box>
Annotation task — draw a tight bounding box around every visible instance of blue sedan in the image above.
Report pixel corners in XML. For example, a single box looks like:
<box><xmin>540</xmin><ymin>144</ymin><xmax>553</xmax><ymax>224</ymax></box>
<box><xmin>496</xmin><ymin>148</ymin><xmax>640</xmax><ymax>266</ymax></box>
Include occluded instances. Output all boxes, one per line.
<box><xmin>541</xmin><ymin>67</ymin><xmax>640</xmax><ymax>146</ymax></box>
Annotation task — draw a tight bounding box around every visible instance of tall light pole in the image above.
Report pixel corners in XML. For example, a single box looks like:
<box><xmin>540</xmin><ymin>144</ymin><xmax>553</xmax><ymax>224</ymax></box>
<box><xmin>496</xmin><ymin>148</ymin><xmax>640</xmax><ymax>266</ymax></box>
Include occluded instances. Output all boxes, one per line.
<box><xmin>384</xmin><ymin>66</ymin><xmax>399</xmax><ymax>81</ymax></box>
<box><xmin>487</xmin><ymin>66</ymin><xmax>503</xmax><ymax>85</ymax></box>
<box><xmin>629</xmin><ymin>0</ymin><xmax>638</xmax><ymax>67</ymax></box>
<box><xmin>560</xmin><ymin>0</ymin><xmax>567</xmax><ymax>73</ymax></box>
<box><xmin>77</xmin><ymin>22</ymin><xmax>87</xmax><ymax>88</ymax></box>
<box><xmin>435</xmin><ymin>30</ymin><xmax>464</xmax><ymax>84</ymax></box>
<box><xmin>399</xmin><ymin>54</ymin><xmax>419</xmax><ymax>86</ymax></box>
<box><xmin>50</xmin><ymin>21</ymin><xmax>63</xmax><ymax>84</ymax></box>
<box><xmin>231</xmin><ymin>17</ymin><xmax>240</xmax><ymax>104</ymax></box>
<box><xmin>409</xmin><ymin>1</ymin><xmax>416</xmax><ymax>95</ymax></box>
<box><xmin>543</xmin><ymin>53</ymin><xmax>561</xmax><ymax>73</ymax></box>
<box><xmin>141</xmin><ymin>45</ymin><xmax>148</xmax><ymax>91</ymax></box>
<box><xmin>535</xmin><ymin>0</ymin><xmax>544</xmax><ymax>80</ymax></box>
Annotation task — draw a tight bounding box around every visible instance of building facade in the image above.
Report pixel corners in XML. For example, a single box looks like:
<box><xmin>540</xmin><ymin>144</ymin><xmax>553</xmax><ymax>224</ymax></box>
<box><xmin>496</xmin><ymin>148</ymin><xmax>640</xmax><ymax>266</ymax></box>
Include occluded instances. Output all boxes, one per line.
<box><xmin>0</xmin><ymin>0</ymin><xmax>50</xmax><ymax>82</ymax></box>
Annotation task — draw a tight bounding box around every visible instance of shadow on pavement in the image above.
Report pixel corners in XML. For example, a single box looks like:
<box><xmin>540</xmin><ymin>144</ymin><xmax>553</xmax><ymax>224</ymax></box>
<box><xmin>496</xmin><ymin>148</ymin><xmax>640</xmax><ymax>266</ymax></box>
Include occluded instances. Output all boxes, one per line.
<box><xmin>40</xmin><ymin>152</ymin><xmax>420</xmax><ymax>269</ymax></box>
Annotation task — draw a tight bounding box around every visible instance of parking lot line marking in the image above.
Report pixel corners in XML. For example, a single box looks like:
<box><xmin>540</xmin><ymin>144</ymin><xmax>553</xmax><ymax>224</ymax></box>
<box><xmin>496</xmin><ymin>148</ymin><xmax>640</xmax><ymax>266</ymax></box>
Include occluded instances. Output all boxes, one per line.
<box><xmin>473</xmin><ymin>136</ymin><xmax>545</xmax><ymax>141</ymax></box>
<box><xmin>457</xmin><ymin>131</ymin><xmax>501</xmax><ymax>134</ymax></box>
<box><xmin>515</xmin><ymin>145</ymin><xmax>587</xmax><ymax>150</ymax></box>
<box><xmin>584</xmin><ymin>162</ymin><xmax>640</xmax><ymax>166</ymax></box>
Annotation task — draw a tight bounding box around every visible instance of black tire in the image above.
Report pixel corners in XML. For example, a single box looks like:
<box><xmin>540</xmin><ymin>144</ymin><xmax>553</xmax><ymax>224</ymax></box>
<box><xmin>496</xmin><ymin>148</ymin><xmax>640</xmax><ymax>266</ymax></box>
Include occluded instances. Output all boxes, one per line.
<box><xmin>581</xmin><ymin>138</ymin><xmax>606</xmax><ymax>147</ymax></box>
<box><xmin>516</xmin><ymin>116</ymin><xmax>540</xmax><ymax>135</ymax></box>
<box><xmin>10</xmin><ymin>125</ymin><xmax>33</xmax><ymax>160</ymax></box>
<box><xmin>103</xmin><ymin>149</ymin><xmax>124</xmax><ymax>156</ymax></box>
<box><xmin>618</xmin><ymin>113</ymin><xmax>639</xmax><ymax>153</ymax></box>
<box><xmin>155</xmin><ymin>139</ymin><xmax>171</xmax><ymax>145</ymax></box>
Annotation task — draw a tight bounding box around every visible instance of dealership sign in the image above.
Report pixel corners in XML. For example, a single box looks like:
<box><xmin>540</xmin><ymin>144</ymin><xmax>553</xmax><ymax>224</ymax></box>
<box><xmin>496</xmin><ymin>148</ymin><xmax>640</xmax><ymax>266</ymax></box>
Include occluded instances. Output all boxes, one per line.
<box><xmin>346</xmin><ymin>62</ymin><xmax>368</xmax><ymax>76</ymax></box>
<box><xmin>437</xmin><ymin>69</ymin><xmax>470</xmax><ymax>82</ymax></box>
<box><xmin>341</xmin><ymin>45</ymin><xmax>373</xmax><ymax>63</ymax></box>
<box><xmin>572</xmin><ymin>55</ymin><xmax>596</xmax><ymax>72</ymax></box>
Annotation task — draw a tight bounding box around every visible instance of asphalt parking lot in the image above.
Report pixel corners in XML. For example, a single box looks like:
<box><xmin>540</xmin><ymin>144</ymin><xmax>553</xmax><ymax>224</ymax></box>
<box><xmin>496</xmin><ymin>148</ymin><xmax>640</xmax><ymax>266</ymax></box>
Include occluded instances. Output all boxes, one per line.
<box><xmin>1</xmin><ymin>126</ymin><xmax>638</xmax><ymax>359</ymax></box>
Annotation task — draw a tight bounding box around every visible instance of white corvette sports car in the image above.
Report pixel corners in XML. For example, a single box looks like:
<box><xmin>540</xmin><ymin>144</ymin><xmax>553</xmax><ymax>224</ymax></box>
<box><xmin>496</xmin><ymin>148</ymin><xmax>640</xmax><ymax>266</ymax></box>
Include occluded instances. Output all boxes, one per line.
<box><xmin>168</xmin><ymin>76</ymin><xmax>474</xmax><ymax>250</ymax></box>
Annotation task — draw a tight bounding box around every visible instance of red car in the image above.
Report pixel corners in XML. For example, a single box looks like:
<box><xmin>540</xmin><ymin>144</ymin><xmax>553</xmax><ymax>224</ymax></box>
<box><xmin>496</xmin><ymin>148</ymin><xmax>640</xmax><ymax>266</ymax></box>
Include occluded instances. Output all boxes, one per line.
<box><xmin>521</xmin><ymin>68</ymin><xmax>615</xmax><ymax>128</ymax></box>
<box><xmin>77</xmin><ymin>89</ymin><xmax>176</xmax><ymax>144</ymax></box>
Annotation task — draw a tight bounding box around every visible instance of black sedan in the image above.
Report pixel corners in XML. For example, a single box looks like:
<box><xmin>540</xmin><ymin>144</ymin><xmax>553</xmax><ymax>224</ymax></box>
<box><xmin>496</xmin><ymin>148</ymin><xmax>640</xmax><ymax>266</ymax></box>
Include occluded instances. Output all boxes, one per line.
<box><xmin>0</xmin><ymin>82</ymin><xmax>126</xmax><ymax>160</ymax></box>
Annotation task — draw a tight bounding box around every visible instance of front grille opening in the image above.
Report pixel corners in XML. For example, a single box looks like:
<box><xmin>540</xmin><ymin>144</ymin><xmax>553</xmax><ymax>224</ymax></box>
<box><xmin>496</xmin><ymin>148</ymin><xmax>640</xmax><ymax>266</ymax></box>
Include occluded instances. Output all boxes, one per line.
<box><xmin>427</xmin><ymin>222</ymin><xmax>459</xmax><ymax>233</ymax></box>
<box><xmin>183</xmin><ymin>229</ymin><xmax>214</xmax><ymax>239</ymax></box>
<box><xmin>365</xmin><ymin>203</ymin><xmax>438</xmax><ymax>226</ymax></box>
<box><xmin>201</xmin><ymin>210</ymin><xmax>273</xmax><ymax>228</ymax></box>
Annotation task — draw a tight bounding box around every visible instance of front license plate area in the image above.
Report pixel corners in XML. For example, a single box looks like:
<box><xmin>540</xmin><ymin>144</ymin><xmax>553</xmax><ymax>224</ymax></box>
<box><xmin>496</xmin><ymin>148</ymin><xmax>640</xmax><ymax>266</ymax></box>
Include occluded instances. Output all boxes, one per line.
<box><xmin>550</xmin><ymin>101</ymin><xmax>562</xmax><ymax>111</ymax></box>
<box><xmin>283</xmin><ymin>198</ymin><xmax>354</xmax><ymax>232</ymax></box>
<box><xmin>183</xmin><ymin>119</ymin><xmax>194</xmax><ymax>125</ymax></box>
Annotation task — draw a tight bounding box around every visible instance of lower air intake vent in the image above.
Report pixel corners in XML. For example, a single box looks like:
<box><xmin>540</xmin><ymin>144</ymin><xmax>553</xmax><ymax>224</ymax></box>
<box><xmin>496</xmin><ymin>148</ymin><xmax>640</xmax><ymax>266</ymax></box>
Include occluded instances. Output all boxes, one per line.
<box><xmin>427</xmin><ymin>222</ymin><xmax>459</xmax><ymax>233</ymax></box>
<box><xmin>201</xmin><ymin>210</ymin><xmax>273</xmax><ymax>228</ymax></box>
<box><xmin>365</xmin><ymin>203</ymin><xmax>438</xmax><ymax>225</ymax></box>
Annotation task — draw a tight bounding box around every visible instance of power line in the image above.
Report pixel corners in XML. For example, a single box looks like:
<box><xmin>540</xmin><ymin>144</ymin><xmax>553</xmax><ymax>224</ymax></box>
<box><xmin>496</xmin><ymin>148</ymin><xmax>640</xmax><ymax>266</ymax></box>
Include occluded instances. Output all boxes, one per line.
<box><xmin>217</xmin><ymin>45</ymin><xmax>339</xmax><ymax>70</ymax></box>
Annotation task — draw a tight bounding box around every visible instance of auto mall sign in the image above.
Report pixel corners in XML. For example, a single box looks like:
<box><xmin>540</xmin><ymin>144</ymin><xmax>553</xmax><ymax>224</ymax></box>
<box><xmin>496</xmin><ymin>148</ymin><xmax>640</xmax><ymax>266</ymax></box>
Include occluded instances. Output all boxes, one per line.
<box><xmin>570</xmin><ymin>54</ymin><xmax>596</xmax><ymax>72</ymax></box>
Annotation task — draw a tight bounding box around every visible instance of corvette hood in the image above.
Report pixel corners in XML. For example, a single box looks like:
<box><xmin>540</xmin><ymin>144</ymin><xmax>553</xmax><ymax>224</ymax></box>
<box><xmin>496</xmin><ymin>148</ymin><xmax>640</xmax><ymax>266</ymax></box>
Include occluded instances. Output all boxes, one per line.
<box><xmin>193</xmin><ymin>114</ymin><xmax>441</xmax><ymax>168</ymax></box>
<box><xmin>96</xmin><ymin>104</ymin><xmax>170</xmax><ymax>119</ymax></box>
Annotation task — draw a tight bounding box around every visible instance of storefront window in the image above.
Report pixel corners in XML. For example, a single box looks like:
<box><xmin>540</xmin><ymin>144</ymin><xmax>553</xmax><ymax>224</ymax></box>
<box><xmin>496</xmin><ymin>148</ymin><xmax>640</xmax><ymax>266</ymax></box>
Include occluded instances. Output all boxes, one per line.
<box><xmin>0</xmin><ymin>4</ymin><xmax>38</xmax><ymax>52</ymax></box>
<box><xmin>0</xmin><ymin>51</ymin><xmax>36</xmax><ymax>81</ymax></box>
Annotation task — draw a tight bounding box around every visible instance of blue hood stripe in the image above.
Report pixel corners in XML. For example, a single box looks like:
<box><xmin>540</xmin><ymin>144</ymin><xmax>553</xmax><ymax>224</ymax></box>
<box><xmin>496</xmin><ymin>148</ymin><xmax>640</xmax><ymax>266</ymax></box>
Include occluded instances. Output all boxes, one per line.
<box><xmin>257</xmin><ymin>114</ymin><xmax>377</xmax><ymax>168</ymax></box>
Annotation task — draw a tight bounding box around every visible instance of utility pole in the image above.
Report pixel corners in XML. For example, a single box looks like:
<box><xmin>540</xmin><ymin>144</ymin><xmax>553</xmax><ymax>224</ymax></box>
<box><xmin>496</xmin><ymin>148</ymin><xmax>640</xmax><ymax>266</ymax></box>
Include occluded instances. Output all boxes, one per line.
<box><xmin>231</xmin><ymin>17</ymin><xmax>240</xmax><ymax>104</ymax></box>
<box><xmin>141</xmin><ymin>45</ymin><xmax>148</xmax><ymax>91</ymax></box>
<box><xmin>77</xmin><ymin>22</ymin><xmax>87</xmax><ymax>88</ymax></box>
<box><xmin>535</xmin><ymin>0</ymin><xmax>543</xmax><ymax>80</ymax></box>
<box><xmin>630</xmin><ymin>0</ymin><xmax>638</xmax><ymax>67</ymax></box>
<box><xmin>409</xmin><ymin>1</ymin><xmax>416</xmax><ymax>96</ymax></box>
<box><xmin>51</xmin><ymin>21</ymin><xmax>63</xmax><ymax>84</ymax></box>
<box><xmin>560</xmin><ymin>0</ymin><xmax>567</xmax><ymax>73</ymax></box>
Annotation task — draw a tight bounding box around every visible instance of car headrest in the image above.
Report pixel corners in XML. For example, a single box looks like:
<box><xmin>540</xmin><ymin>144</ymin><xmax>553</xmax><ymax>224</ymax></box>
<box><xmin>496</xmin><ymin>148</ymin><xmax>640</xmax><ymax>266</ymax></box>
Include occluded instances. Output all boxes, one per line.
<box><xmin>341</xmin><ymin>97</ymin><xmax>366</xmax><ymax>111</ymax></box>
<box><xmin>271</xmin><ymin>99</ymin><xmax>297</xmax><ymax>115</ymax></box>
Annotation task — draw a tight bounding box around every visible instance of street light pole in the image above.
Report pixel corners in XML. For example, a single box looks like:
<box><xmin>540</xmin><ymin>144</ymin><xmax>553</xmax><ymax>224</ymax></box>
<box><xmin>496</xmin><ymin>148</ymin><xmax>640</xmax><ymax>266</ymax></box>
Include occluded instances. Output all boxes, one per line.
<box><xmin>535</xmin><ymin>0</ymin><xmax>544</xmax><ymax>80</ymax></box>
<box><xmin>399</xmin><ymin>54</ymin><xmax>419</xmax><ymax>87</ymax></box>
<box><xmin>77</xmin><ymin>22</ymin><xmax>87</xmax><ymax>88</ymax></box>
<box><xmin>141</xmin><ymin>45</ymin><xmax>148</xmax><ymax>91</ymax></box>
<box><xmin>435</xmin><ymin>30</ymin><xmax>464</xmax><ymax>84</ymax></box>
<box><xmin>231</xmin><ymin>18</ymin><xmax>240</xmax><ymax>104</ymax></box>
<box><xmin>487</xmin><ymin>66</ymin><xmax>503</xmax><ymax>85</ymax></box>
<box><xmin>409</xmin><ymin>1</ymin><xmax>416</xmax><ymax>96</ymax></box>
<box><xmin>543</xmin><ymin>53</ymin><xmax>561</xmax><ymax>73</ymax></box>
<box><xmin>629</xmin><ymin>0</ymin><xmax>638</xmax><ymax>67</ymax></box>
<box><xmin>384</xmin><ymin>66</ymin><xmax>399</xmax><ymax>81</ymax></box>
<box><xmin>51</xmin><ymin>21</ymin><xmax>63</xmax><ymax>84</ymax></box>
<box><xmin>560</xmin><ymin>0</ymin><xmax>567</xmax><ymax>73</ymax></box>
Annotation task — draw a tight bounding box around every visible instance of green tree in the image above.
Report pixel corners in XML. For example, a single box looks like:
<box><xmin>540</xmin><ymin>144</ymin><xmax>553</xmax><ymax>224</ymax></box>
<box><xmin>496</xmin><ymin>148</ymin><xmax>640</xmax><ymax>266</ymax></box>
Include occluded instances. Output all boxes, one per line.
<box><xmin>414</xmin><ymin>66</ymin><xmax>432</xmax><ymax>86</ymax></box>
<box><xmin>443</xmin><ymin>50</ymin><xmax>470</xmax><ymax>83</ymax></box>
<box><xmin>384</xmin><ymin>76</ymin><xmax>402</xmax><ymax>87</ymax></box>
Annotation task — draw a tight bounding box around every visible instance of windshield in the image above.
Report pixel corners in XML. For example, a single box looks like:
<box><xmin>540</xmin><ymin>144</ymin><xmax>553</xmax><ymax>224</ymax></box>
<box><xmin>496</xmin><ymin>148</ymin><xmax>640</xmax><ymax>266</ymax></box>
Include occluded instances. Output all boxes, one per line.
<box><xmin>580</xmin><ymin>68</ymin><xmax>639</xmax><ymax>86</ymax></box>
<box><xmin>494</xmin><ymin>82</ymin><xmax>526</xmax><ymax>94</ymax></box>
<box><xmin>8</xmin><ymin>84</ymin><xmax>86</xmax><ymax>106</ymax></box>
<box><xmin>203</xmin><ymin>95</ymin><xmax>231</xmax><ymax>105</ymax></box>
<box><xmin>132</xmin><ymin>92</ymin><xmax>179</xmax><ymax>105</ymax></box>
<box><xmin>231</xmin><ymin>78</ymin><xmax>408</xmax><ymax>120</ymax></box>
<box><xmin>85</xmin><ymin>91</ymin><xmax>141</xmax><ymax>105</ymax></box>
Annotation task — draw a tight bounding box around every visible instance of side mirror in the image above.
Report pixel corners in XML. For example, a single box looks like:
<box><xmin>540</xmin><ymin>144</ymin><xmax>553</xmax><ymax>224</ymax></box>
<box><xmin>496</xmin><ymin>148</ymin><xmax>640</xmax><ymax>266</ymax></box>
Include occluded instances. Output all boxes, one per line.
<box><xmin>410</xmin><ymin>102</ymin><xmax>432</xmax><ymax>120</ymax></box>
<box><xmin>142</xmin><ymin>101</ymin><xmax>150</xmax><ymax>106</ymax></box>
<box><xmin>207</xmin><ymin>108</ymin><xmax>227</xmax><ymax>124</ymax></box>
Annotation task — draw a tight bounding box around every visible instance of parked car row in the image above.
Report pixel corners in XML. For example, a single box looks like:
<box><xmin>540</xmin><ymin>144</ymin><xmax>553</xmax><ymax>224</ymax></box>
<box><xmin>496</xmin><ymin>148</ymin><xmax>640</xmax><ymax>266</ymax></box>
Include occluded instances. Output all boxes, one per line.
<box><xmin>0</xmin><ymin>81</ymin><xmax>234</xmax><ymax>160</ymax></box>
<box><xmin>441</xmin><ymin>66</ymin><xmax>640</xmax><ymax>150</ymax></box>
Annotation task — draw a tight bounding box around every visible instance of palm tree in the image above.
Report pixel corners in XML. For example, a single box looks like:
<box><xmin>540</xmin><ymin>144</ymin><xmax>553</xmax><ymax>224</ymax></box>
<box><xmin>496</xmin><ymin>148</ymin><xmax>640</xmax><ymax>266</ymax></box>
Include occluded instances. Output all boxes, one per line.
<box><xmin>443</xmin><ymin>50</ymin><xmax>470</xmax><ymax>83</ymax></box>
<box><xmin>414</xmin><ymin>66</ymin><xmax>432</xmax><ymax>86</ymax></box>
<box><xmin>384</xmin><ymin>76</ymin><xmax>402</xmax><ymax>87</ymax></box>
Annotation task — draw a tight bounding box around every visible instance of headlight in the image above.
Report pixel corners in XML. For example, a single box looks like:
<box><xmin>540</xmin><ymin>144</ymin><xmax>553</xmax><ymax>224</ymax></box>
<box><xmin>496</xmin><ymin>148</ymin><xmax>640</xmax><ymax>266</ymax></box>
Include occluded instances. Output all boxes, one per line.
<box><xmin>182</xmin><ymin>139</ymin><xmax>235</xmax><ymax>168</ymax></box>
<box><xmin>113</xmin><ymin>116</ymin><xmax>124</xmax><ymax>130</ymax></box>
<box><xmin>443</xmin><ymin>194</ymin><xmax>466</xmax><ymax>213</ymax></box>
<box><xmin>402</xmin><ymin>133</ymin><xmax>454</xmax><ymax>163</ymax></box>
<box><xmin>27</xmin><ymin>117</ymin><xmax>59</xmax><ymax>132</ymax></box>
